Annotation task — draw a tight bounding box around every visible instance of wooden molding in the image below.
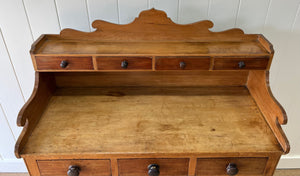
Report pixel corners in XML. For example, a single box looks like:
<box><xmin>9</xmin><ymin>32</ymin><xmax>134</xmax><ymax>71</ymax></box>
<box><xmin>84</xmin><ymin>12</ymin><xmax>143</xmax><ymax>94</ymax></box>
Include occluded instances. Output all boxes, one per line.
<box><xmin>247</xmin><ymin>70</ymin><xmax>290</xmax><ymax>154</ymax></box>
<box><xmin>15</xmin><ymin>72</ymin><xmax>55</xmax><ymax>158</ymax></box>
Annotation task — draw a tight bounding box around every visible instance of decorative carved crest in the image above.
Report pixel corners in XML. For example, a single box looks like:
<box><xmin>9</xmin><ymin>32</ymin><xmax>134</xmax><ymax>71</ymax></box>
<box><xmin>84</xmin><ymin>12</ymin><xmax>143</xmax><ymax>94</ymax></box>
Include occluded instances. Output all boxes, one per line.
<box><xmin>60</xmin><ymin>8</ymin><xmax>246</xmax><ymax>41</ymax></box>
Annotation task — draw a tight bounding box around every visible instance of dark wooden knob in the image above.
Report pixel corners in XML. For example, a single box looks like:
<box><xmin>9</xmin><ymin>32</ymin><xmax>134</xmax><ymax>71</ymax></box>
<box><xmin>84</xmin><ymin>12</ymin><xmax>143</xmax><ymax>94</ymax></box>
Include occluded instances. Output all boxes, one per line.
<box><xmin>60</xmin><ymin>60</ymin><xmax>68</xmax><ymax>68</ymax></box>
<box><xmin>179</xmin><ymin>61</ymin><xmax>186</xmax><ymax>69</ymax></box>
<box><xmin>226</xmin><ymin>163</ymin><xmax>238</xmax><ymax>176</ymax></box>
<box><xmin>148</xmin><ymin>164</ymin><xmax>160</xmax><ymax>176</ymax></box>
<box><xmin>121</xmin><ymin>60</ymin><xmax>128</xmax><ymax>69</ymax></box>
<box><xmin>67</xmin><ymin>165</ymin><xmax>80</xmax><ymax>176</ymax></box>
<box><xmin>238</xmin><ymin>61</ymin><xmax>245</xmax><ymax>68</ymax></box>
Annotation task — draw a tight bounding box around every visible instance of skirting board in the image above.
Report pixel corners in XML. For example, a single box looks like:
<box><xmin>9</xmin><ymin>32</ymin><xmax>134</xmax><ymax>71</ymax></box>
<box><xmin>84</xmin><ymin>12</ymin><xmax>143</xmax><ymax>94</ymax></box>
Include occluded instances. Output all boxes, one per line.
<box><xmin>277</xmin><ymin>155</ymin><xmax>300</xmax><ymax>169</ymax></box>
<box><xmin>0</xmin><ymin>157</ymin><xmax>299</xmax><ymax>172</ymax></box>
<box><xmin>0</xmin><ymin>159</ymin><xmax>27</xmax><ymax>172</ymax></box>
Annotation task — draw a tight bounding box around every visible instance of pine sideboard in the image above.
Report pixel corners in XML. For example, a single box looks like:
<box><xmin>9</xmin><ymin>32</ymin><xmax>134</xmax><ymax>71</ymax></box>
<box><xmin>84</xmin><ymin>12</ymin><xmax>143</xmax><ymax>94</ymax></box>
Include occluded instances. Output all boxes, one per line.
<box><xmin>15</xmin><ymin>9</ymin><xmax>289</xmax><ymax>176</ymax></box>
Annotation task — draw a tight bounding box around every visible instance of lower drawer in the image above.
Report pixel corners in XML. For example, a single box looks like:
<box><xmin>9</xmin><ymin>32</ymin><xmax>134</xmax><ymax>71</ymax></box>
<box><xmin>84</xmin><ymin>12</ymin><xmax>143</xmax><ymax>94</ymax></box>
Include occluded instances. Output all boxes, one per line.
<box><xmin>196</xmin><ymin>157</ymin><xmax>268</xmax><ymax>176</ymax></box>
<box><xmin>118</xmin><ymin>158</ymin><xmax>189</xmax><ymax>176</ymax></box>
<box><xmin>37</xmin><ymin>159</ymin><xmax>111</xmax><ymax>176</ymax></box>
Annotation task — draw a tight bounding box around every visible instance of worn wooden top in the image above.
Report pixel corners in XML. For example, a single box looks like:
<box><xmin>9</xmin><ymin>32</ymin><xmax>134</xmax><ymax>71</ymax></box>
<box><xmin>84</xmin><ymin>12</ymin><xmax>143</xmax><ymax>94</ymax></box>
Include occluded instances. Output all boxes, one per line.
<box><xmin>35</xmin><ymin>40</ymin><xmax>269</xmax><ymax>56</ymax></box>
<box><xmin>21</xmin><ymin>86</ymin><xmax>281</xmax><ymax>156</ymax></box>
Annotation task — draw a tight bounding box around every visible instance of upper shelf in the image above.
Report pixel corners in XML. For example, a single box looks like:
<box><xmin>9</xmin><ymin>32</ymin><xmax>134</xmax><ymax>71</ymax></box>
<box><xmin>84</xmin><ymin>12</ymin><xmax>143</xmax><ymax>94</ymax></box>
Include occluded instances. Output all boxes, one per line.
<box><xmin>31</xmin><ymin>8</ymin><xmax>273</xmax><ymax>56</ymax></box>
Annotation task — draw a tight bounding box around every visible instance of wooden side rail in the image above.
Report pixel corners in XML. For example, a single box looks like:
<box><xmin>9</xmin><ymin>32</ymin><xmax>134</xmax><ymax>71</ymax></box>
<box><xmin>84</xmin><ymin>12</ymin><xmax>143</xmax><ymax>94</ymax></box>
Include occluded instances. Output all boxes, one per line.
<box><xmin>15</xmin><ymin>72</ymin><xmax>55</xmax><ymax>158</ymax></box>
<box><xmin>247</xmin><ymin>70</ymin><xmax>290</xmax><ymax>153</ymax></box>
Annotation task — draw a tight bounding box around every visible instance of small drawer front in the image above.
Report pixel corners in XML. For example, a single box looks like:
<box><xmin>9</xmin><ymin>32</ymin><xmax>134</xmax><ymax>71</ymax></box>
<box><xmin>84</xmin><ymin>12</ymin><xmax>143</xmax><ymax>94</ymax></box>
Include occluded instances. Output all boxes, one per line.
<box><xmin>118</xmin><ymin>158</ymin><xmax>189</xmax><ymax>176</ymax></box>
<box><xmin>35</xmin><ymin>56</ymin><xmax>93</xmax><ymax>70</ymax></box>
<box><xmin>37</xmin><ymin>159</ymin><xmax>111</xmax><ymax>176</ymax></box>
<box><xmin>213</xmin><ymin>57</ymin><xmax>269</xmax><ymax>70</ymax></box>
<box><xmin>96</xmin><ymin>57</ymin><xmax>152</xmax><ymax>70</ymax></box>
<box><xmin>155</xmin><ymin>57</ymin><xmax>210</xmax><ymax>70</ymax></box>
<box><xmin>196</xmin><ymin>157</ymin><xmax>268</xmax><ymax>176</ymax></box>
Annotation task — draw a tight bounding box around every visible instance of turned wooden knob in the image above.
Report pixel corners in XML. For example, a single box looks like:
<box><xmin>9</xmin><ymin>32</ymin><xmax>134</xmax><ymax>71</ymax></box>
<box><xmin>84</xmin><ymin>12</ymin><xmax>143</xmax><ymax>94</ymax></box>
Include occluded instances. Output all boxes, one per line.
<box><xmin>121</xmin><ymin>60</ymin><xmax>128</xmax><ymax>69</ymax></box>
<box><xmin>226</xmin><ymin>163</ymin><xmax>238</xmax><ymax>176</ymax></box>
<box><xmin>179</xmin><ymin>61</ymin><xmax>186</xmax><ymax>69</ymax></box>
<box><xmin>60</xmin><ymin>60</ymin><xmax>68</xmax><ymax>68</ymax></box>
<box><xmin>148</xmin><ymin>164</ymin><xmax>160</xmax><ymax>176</ymax></box>
<box><xmin>238</xmin><ymin>61</ymin><xmax>245</xmax><ymax>68</ymax></box>
<box><xmin>67</xmin><ymin>165</ymin><xmax>80</xmax><ymax>176</ymax></box>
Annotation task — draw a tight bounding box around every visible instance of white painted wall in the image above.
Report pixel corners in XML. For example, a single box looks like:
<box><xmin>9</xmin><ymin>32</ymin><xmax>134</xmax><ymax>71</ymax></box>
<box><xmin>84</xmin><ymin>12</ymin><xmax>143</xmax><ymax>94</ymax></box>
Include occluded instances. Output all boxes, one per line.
<box><xmin>0</xmin><ymin>0</ymin><xmax>299</xmax><ymax>172</ymax></box>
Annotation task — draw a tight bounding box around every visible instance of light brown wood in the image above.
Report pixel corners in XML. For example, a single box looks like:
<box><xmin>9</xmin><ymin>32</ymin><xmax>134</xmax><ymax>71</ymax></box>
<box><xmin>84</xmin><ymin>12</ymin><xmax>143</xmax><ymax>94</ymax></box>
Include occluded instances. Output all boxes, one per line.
<box><xmin>247</xmin><ymin>71</ymin><xmax>289</xmax><ymax>153</ymax></box>
<box><xmin>17</xmin><ymin>8</ymin><xmax>288</xmax><ymax>176</ymax></box>
<box><xmin>3</xmin><ymin>170</ymin><xmax>300</xmax><ymax>176</ymax></box>
<box><xmin>15</xmin><ymin>72</ymin><xmax>55</xmax><ymax>158</ymax></box>
<box><xmin>54</xmin><ymin>71</ymin><xmax>250</xmax><ymax>87</ymax></box>
<box><xmin>37</xmin><ymin>159</ymin><xmax>111</xmax><ymax>176</ymax></box>
<box><xmin>118</xmin><ymin>158</ymin><xmax>189</xmax><ymax>176</ymax></box>
<box><xmin>23</xmin><ymin>157</ymin><xmax>40</xmax><ymax>176</ymax></box>
<box><xmin>96</xmin><ymin>56</ymin><xmax>152</xmax><ymax>70</ymax></box>
<box><xmin>155</xmin><ymin>57</ymin><xmax>210</xmax><ymax>70</ymax></box>
<box><xmin>35</xmin><ymin>56</ymin><xmax>94</xmax><ymax>70</ymax></box>
<box><xmin>213</xmin><ymin>56</ymin><xmax>269</xmax><ymax>70</ymax></box>
<box><xmin>195</xmin><ymin>157</ymin><xmax>268</xmax><ymax>175</ymax></box>
<box><xmin>21</xmin><ymin>87</ymin><xmax>280</xmax><ymax>156</ymax></box>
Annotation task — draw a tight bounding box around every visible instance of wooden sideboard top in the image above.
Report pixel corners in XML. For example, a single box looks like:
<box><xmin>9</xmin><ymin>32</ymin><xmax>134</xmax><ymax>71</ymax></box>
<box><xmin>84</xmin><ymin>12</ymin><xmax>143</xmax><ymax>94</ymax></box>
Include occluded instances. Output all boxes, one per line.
<box><xmin>15</xmin><ymin>9</ymin><xmax>289</xmax><ymax>162</ymax></box>
<box><xmin>21</xmin><ymin>86</ymin><xmax>280</xmax><ymax>156</ymax></box>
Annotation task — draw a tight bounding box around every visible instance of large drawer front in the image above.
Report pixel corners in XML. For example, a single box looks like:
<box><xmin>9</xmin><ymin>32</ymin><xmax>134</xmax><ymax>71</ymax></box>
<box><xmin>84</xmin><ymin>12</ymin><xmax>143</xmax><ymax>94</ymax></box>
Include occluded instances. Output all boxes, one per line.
<box><xmin>196</xmin><ymin>157</ymin><xmax>268</xmax><ymax>176</ymax></box>
<box><xmin>96</xmin><ymin>56</ymin><xmax>152</xmax><ymax>70</ymax></box>
<box><xmin>37</xmin><ymin>159</ymin><xmax>111</xmax><ymax>176</ymax></box>
<box><xmin>35</xmin><ymin>56</ymin><xmax>93</xmax><ymax>70</ymax></box>
<box><xmin>213</xmin><ymin>57</ymin><xmax>269</xmax><ymax>70</ymax></box>
<box><xmin>118</xmin><ymin>158</ymin><xmax>189</xmax><ymax>176</ymax></box>
<box><xmin>155</xmin><ymin>57</ymin><xmax>210</xmax><ymax>70</ymax></box>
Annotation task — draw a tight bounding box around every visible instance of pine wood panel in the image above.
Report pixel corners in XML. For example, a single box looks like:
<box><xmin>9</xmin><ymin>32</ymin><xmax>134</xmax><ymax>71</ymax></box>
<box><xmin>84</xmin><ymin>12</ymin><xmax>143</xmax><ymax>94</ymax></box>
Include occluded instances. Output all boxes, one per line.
<box><xmin>118</xmin><ymin>158</ymin><xmax>189</xmax><ymax>176</ymax></box>
<box><xmin>247</xmin><ymin>71</ymin><xmax>290</xmax><ymax>153</ymax></box>
<box><xmin>213</xmin><ymin>57</ymin><xmax>269</xmax><ymax>70</ymax></box>
<box><xmin>54</xmin><ymin>71</ymin><xmax>249</xmax><ymax>87</ymax></box>
<box><xmin>96</xmin><ymin>56</ymin><xmax>152</xmax><ymax>70</ymax></box>
<box><xmin>155</xmin><ymin>57</ymin><xmax>210</xmax><ymax>70</ymax></box>
<box><xmin>195</xmin><ymin>157</ymin><xmax>268</xmax><ymax>175</ymax></box>
<box><xmin>35</xmin><ymin>56</ymin><xmax>93</xmax><ymax>70</ymax></box>
<box><xmin>21</xmin><ymin>86</ymin><xmax>281</xmax><ymax>155</ymax></box>
<box><xmin>15</xmin><ymin>73</ymin><xmax>55</xmax><ymax>158</ymax></box>
<box><xmin>37</xmin><ymin>159</ymin><xmax>111</xmax><ymax>176</ymax></box>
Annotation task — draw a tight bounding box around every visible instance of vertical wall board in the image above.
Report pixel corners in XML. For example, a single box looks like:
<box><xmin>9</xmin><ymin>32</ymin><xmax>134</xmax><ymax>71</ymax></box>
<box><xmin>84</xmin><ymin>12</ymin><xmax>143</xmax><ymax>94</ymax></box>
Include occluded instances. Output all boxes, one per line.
<box><xmin>153</xmin><ymin>0</ymin><xmax>179</xmax><ymax>22</ymax></box>
<box><xmin>0</xmin><ymin>105</ymin><xmax>17</xmax><ymax>159</ymax></box>
<box><xmin>235</xmin><ymin>0</ymin><xmax>270</xmax><ymax>33</ymax></box>
<box><xmin>0</xmin><ymin>29</ymin><xmax>24</xmax><ymax>138</ymax></box>
<box><xmin>208</xmin><ymin>0</ymin><xmax>240</xmax><ymax>31</ymax></box>
<box><xmin>23</xmin><ymin>0</ymin><xmax>61</xmax><ymax>40</ymax></box>
<box><xmin>178</xmin><ymin>0</ymin><xmax>209</xmax><ymax>24</ymax></box>
<box><xmin>87</xmin><ymin>0</ymin><xmax>119</xmax><ymax>29</ymax></box>
<box><xmin>118</xmin><ymin>0</ymin><xmax>148</xmax><ymax>24</ymax></box>
<box><xmin>0</xmin><ymin>0</ymin><xmax>35</xmax><ymax>100</ymax></box>
<box><xmin>263</xmin><ymin>0</ymin><xmax>300</xmax><ymax>108</ymax></box>
<box><xmin>55</xmin><ymin>0</ymin><xmax>91</xmax><ymax>32</ymax></box>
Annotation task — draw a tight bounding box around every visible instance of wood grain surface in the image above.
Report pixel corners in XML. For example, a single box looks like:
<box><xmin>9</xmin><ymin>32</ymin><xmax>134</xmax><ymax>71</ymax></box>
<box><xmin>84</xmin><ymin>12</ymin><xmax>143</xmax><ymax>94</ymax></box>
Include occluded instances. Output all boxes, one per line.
<box><xmin>21</xmin><ymin>86</ymin><xmax>281</xmax><ymax>155</ymax></box>
<box><xmin>155</xmin><ymin>57</ymin><xmax>210</xmax><ymax>70</ymax></box>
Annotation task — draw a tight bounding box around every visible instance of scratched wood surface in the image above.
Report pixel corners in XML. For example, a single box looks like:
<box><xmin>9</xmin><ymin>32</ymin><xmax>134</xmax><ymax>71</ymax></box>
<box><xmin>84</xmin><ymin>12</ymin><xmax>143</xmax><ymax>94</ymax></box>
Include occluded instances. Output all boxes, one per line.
<box><xmin>22</xmin><ymin>86</ymin><xmax>281</xmax><ymax>155</ymax></box>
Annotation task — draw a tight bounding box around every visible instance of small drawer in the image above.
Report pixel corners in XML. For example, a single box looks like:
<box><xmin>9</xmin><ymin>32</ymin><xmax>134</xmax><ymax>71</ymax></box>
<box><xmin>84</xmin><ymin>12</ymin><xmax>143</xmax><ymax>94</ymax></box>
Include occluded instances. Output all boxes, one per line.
<box><xmin>118</xmin><ymin>158</ymin><xmax>189</xmax><ymax>176</ymax></box>
<box><xmin>35</xmin><ymin>56</ymin><xmax>93</xmax><ymax>70</ymax></box>
<box><xmin>96</xmin><ymin>57</ymin><xmax>152</xmax><ymax>70</ymax></box>
<box><xmin>213</xmin><ymin>57</ymin><xmax>269</xmax><ymax>70</ymax></box>
<box><xmin>155</xmin><ymin>57</ymin><xmax>210</xmax><ymax>70</ymax></box>
<box><xmin>196</xmin><ymin>157</ymin><xmax>268</xmax><ymax>176</ymax></box>
<box><xmin>37</xmin><ymin>159</ymin><xmax>111</xmax><ymax>176</ymax></box>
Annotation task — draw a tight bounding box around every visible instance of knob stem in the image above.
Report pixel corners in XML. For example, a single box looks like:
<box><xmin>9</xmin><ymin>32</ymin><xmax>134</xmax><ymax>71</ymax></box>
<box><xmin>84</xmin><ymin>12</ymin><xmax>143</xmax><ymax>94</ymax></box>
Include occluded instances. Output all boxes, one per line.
<box><xmin>226</xmin><ymin>163</ymin><xmax>238</xmax><ymax>176</ymax></box>
<box><xmin>121</xmin><ymin>60</ymin><xmax>128</xmax><ymax>69</ymax></box>
<box><xmin>67</xmin><ymin>165</ymin><xmax>80</xmax><ymax>176</ymax></box>
<box><xmin>60</xmin><ymin>60</ymin><xmax>68</xmax><ymax>68</ymax></box>
<box><xmin>148</xmin><ymin>164</ymin><xmax>160</xmax><ymax>176</ymax></box>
